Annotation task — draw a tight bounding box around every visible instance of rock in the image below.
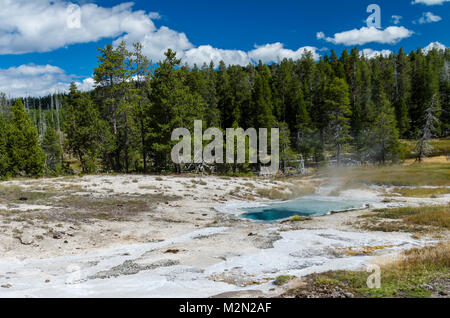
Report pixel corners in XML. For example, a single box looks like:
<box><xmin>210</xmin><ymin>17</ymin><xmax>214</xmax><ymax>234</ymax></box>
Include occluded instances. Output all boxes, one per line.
<box><xmin>1</xmin><ymin>284</ymin><xmax>12</xmax><ymax>289</ymax></box>
<box><xmin>45</xmin><ymin>280</ymin><xmax>50</xmax><ymax>283</ymax></box>
<box><xmin>343</xmin><ymin>292</ymin><xmax>354</xmax><ymax>298</ymax></box>
<box><xmin>164</xmin><ymin>249</ymin><xmax>180</xmax><ymax>254</ymax></box>
<box><xmin>18</xmin><ymin>233</ymin><xmax>34</xmax><ymax>245</ymax></box>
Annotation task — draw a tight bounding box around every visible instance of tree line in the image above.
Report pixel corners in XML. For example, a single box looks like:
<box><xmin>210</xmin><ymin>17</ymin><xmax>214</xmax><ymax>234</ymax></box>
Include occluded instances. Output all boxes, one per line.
<box><xmin>0</xmin><ymin>42</ymin><xmax>448</xmax><ymax>178</ymax></box>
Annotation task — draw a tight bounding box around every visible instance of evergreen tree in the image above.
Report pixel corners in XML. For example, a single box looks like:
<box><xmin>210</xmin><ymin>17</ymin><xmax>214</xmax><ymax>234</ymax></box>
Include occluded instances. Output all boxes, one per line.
<box><xmin>148</xmin><ymin>49</ymin><xmax>205</xmax><ymax>170</ymax></box>
<box><xmin>64</xmin><ymin>83</ymin><xmax>103</xmax><ymax>173</ymax></box>
<box><xmin>94</xmin><ymin>41</ymin><xmax>133</xmax><ymax>172</ymax></box>
<box><xmin>324</xmin><ymin>78</ymin><xmax>352</xmax><ymax>165</ymax></box>
<box><xmin>0</xmin><ymin>115</ymin><xmax>9</xmax><ymax>178</ymax></box>
<box><xmin>394</xmin><ymin>48</ymin><xmax>411</xmax><ymax>137</ymax></box>
<box><xmin>250</xmin><ymin>62</ymin><xmax>275</xmax><ymax>128</ymax></box>
<box><xmin>42</xmin><ymin>127</ymin><xmax>62</xmax><ymax>174</ymax></box>
<box><xmin>216</xmin><ymin>61</ymin><xmax>235</xmax><ymax>128</ymax></box>
<box><xmin>130</xmin><ymin>42</ymin><xmax>152</xmax><ymax>172</ymax></box>
<box><xmin>7</xmin><ymin>99</ymin><xmax>44</xmax><ymax>176</ymax></box>
<box><xmin>366</xmin><ymin>106</ymin><xmax>402</xmax><ymax>164</ymax></box>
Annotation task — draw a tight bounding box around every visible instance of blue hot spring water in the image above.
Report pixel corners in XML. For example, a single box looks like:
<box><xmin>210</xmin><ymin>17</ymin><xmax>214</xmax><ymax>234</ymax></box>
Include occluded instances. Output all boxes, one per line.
<box><xmin>242</xmin><ymin>197</ymin><xmax>365</xmax><ymax>221</ymax></box>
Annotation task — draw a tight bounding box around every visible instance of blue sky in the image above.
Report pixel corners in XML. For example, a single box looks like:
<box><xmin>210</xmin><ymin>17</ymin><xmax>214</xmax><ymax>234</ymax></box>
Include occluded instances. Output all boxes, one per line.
<box><xmin>0</xmin><ymin>0</ymin><xmax>448</xmax><ymax>97</ymax></box>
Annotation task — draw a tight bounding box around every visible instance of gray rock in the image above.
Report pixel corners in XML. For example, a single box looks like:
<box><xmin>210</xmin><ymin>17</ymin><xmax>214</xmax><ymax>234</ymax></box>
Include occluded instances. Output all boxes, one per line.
<box><xmin>18</xmin><ymin>233</ymin><xmax>34</xmax><ymax>245</ymax></box>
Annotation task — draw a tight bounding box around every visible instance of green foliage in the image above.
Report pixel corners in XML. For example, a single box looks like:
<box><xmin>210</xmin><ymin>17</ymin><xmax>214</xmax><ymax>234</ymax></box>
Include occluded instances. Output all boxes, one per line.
<box><xmin>324</xmin><ymin>77</ymin><xmax>352</xmax><ymax>164</ymax></box>
<box><xmin>274</xmin><ymin>275</ymin><xmax>296</xmax><ymax>286</ymax></box>
<box><xmin>0</xmin><ymin>44</ymin><xmax>448</xmax><ymax>177</ymax></box>
<box><xmin>64</xmin><ymin>83</ymin><xmax>103</xmax><ymax>173</ymax></box>
<box><xmin>3</xmin><ymin>100</ymin><xmax>44</xmax><ymax>177</ymax></box>
<box><xmin>42</xmin><ymin>127</ymin><xmax>62</xmax><ymax>174</ymax></box>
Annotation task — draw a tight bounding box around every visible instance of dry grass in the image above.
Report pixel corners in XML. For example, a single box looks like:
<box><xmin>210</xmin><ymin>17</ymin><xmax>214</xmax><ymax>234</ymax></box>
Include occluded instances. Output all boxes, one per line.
<box><xmin>358</xmin><ymin>205</ymin><xmax>450</xmax><ymax>232</ymax></box>
<box><xmin>390</xmin><ymin>187</ymin><xmax>450</xmax><ymax>198</ymax></box>
<box><xmin>392</xmin><ymin>242</ymin><xmax>450</xmax><ymax>272</ymax></box>
<box><xmin>284</xmin><ymin>242</ymin><xmax>450</xmax><ymax>298</ymax></box>
<box><xmin>404</xmin><ymin>209</ymin><xmax>450</xmax><ymax>229</ymax></box>
<box><xmin>319</xmin><ymin>163</ymin><xmax>450</xmax><ymax>187</ymax></box>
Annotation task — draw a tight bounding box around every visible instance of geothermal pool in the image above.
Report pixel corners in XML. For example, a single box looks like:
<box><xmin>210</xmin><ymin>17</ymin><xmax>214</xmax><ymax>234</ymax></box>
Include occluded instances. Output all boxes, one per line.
<box><xmin>242</xmin><ymin>197</ymin><xmax>366</xmax><ymax>221</ymax></box>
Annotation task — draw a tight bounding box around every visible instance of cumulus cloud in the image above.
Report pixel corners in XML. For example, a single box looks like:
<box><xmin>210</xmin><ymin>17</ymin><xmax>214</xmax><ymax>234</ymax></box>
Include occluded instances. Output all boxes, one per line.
<box><xmin>412</xmin><ymin>0</ymin><xmax>450</xmax><ymax>5</ymax></box>
<box><xmin>0</xmin><ymin>0</ymin><xmax>192</xmax><ymax>62</ymax></box>
<box><xmin>182</xmin><ymin>43</ymin><xmax>320</xmax><ymax>67</ymax></box>
<box><xmin>414</xmin><ymin>12</ymin><xmax>442</xmax><ymax>24</ymax></box>
<box><xmin>423</xmin><ymin>41</ymin><xmax>447</xmax><ymax>53</ymax></box>
<box><xmin>248</xmin><ymin>43</ymin><xmax>320</xmax><ymax>64</ymax></box>
<box><xmin>0</xmin><ymin>1</ymin><xmax>322</xmax><ymax>96</ymax></box>
<box><xmin>317</xmin><ymin>26</ymin><xmax>414</xmax><ymax>46</ymax></box>
<box><xmin>184</xmin><ymin>46</ymin><xmax>250</xmax><ymax>66</ymax></box>
<box><xmin>115</xmin><ymin>26</ymin><xmax>194</xmax><ymax>61</ymax></box>
<box><xmin>0</xmin><ymin>0</ymin><xmax>318</xmax><ymax>67</ymax></box>
<box><xmin>0</xmin><ymin>1</ymin><xmax>156</xmax><ymax>55</ymax></box>
<box><xmin>360</xmin><ymin>49</ymin><xmax>393</xmax><ymax>59</ymax></box>
<box><xmin>0</xmin><ymin>64</ymin><xmax>93</xmax><ymax>97</ymax></box>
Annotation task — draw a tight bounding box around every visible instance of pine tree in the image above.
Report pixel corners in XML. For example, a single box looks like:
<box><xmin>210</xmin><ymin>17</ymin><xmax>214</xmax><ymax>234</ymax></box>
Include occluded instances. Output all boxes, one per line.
<box><xmin>64</xmin><ymin>83</ymin><xmax>103</xmax><ymax>173</ymax></box>
<box><xmin>130</xmin><ymin>42</ymin><xmax>152</xmax><ymax>172</ymax></box>
<box><xmin>0</xmin><ymin>115</ymin><xmax>9</xmax><ymax>178</ymax></box>
<box><xmin>7</xmin><ymin>99</ymin><xmax>44</xmax><ymax>176</ymax></box>
<box><xmin>94</xmin><ymin>41</ymin><xmax>133</xmax><ymax>172</ymax></box>
<box><xmin>216</xmin><ymin>61</ymin><xmax>235</xmax><ymax>128</ymax></box>
<box><xmin>42</xmin><ymin>127</ymin><xmax>62</xmax><ymax>174</ymax></box>
<box><xmin>393</xmin><ymin>48</ymin><xmax>411</xmax><ymax>137</ymax></box>
<box><xmin>148</xmin><ymin>49</ymin><xmax>205</xmax><ymax>171</ymax></box>
<box><xmin>250</xmin><ymin>62</ymin><xmax>275</xmax><ymax>128</ymax></box>
<box><xmin>324</xmin><ymin>78</ymin><xmax>352</xmax><ymax>165</ymax></box>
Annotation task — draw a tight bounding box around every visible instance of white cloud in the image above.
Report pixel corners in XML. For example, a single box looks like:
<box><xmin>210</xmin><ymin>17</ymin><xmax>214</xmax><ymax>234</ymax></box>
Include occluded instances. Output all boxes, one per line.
<box><xmin>423</xmin><ymin>41</ymin><xmax>447</xmax><ymax>53</ymax></box>
<box><xmin>0</xmin><ymin>0</ymin><xmax>319</xmax><ymax>68</ymax></box>
<box><xmin>360</xmin><ymin>49</ymin><xmax>393</xmax><ymax>59</ymax></box>
<box><xmin>414</xmin><ymin>12</ymin><xmax>442</xmax><ymax>24</ymax></box>
<box><xmin>77</xmin><ymin>77</ymin><xmax>96</xmax><ymax>92</ymax></box>
<box><xmin>248</xmin><ymin>43</ymin><xmax>320</xmax><ymax>64</ymax></box>
<box><xmin>115</xmin><ymin>25</ymin><xmax>194</xmax><ymax>61</ymax></box>
<box><xmin>0</xmin><ymin>64</ymin><xmax>93</xmax><ymax>97</ymax></box>
<box><xmin>184</xmin><ymin>46</ymin><xmax>250</xmax><ymax>66</ymax></box>
<box><xmin>391</xmin><ymin>15</ymin><xmax>403</xmax><ymax>25</ymax></box>
<box><xmin>182</xmin><ymin>43</ymin><xmax>320</xmax><ymax>67</ymax></box>
<box><xmin>412</xmin><ymin>0</ymin><xmax>450</xmax><ymax>5</ymax></box>
<box><xmin>317</xmin><ymin>26</ymin><xmax>414</xmax><ymax>46</ymax></box>
<box><xmin>0</xmin><ymin>1</ymin><xmax>157</xmax><ymax>55</ymax></box>
<box><xmin>0</xmin><ymin>1</ymin><xmax>322</xmax><ymax>96</ymax></box>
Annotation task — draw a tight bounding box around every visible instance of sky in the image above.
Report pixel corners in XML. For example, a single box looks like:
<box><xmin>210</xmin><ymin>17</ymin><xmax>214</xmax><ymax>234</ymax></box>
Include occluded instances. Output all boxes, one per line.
<box><xmin>0</xmin><ymin>0</ymin><xmax>448</xmax><ymax>97</ymax></box>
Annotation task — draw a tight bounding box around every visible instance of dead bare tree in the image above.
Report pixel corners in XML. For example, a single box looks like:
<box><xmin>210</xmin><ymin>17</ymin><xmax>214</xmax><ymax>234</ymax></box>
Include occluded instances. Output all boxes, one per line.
<box><xmin>415</xmin><ymin>94</ymin><xmax>440</xmax><ymax>162</ymax></box>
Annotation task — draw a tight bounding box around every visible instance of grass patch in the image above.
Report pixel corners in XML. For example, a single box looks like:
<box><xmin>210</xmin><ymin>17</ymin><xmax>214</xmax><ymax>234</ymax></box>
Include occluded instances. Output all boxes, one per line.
<box><xmin>284</xmin><ymin>215</ymin><xmax>312</xmax><ymax>222</ymax></box>
<box><xmin>274</xmin><ymin>275</ymin><xmax>296</xmax><ymax>286</ymax></box>
<box><xmin>401</xmin><ymin>138</ymin><xmax>450</xmax><ymax>158</ymax></box>
<box><xmin>320</xmin><ymin>163</ymin><xmax>450</xmax><ymax>187</ymax></box>
<box><xmin>0</xmin><ymin>184</ymin><xmax>57</xmax><ymax>203</ymax></box>
<box><xmin>357</xmin><ymin>205</ymin><xmax>449</xmax><ymax>233</ymax></box>
<box><xmin>390</xmin><ymin>187</ymin><xmax>450</xmax><ymax>198</ymax></box>
<box><xmin>284</xmin><ymin>243</ymin><xmax>450</xmax><ymax>298</ymax></box>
